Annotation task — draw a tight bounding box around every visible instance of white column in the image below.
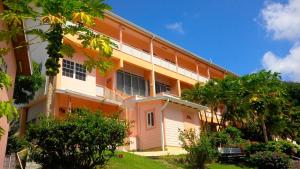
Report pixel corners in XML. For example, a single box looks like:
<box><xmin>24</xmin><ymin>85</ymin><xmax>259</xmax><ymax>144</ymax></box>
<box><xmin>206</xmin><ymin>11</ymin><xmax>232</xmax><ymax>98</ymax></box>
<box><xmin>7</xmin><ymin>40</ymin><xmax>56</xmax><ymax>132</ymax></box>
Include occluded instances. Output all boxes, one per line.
<box><xmin>119</xmin><ymin>25</ymin><xmax>123</xmax><ymax>50</ymax></box>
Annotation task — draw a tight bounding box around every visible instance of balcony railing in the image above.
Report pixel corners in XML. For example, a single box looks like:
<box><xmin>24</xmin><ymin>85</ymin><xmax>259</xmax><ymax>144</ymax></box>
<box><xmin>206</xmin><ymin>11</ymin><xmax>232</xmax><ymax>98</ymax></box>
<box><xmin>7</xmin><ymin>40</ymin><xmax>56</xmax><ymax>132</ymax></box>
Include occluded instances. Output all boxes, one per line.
<box><xmin>96</xmin><ymin>85</ymin><xmax>124</xmax><ymax>103</ymax></box>
<box><xmin>83</xmin><ymin>24</ymin><xmax>208</xmax><ymax>82</ymax></box>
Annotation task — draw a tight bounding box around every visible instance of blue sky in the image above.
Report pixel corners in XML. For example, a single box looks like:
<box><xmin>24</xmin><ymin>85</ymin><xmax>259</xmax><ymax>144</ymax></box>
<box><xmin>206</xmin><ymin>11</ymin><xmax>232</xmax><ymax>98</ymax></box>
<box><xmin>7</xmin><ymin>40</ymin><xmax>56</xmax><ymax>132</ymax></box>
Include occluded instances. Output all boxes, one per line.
<box><xmin>107</xmin><ymin>0</ymin><xmax>300</xmax><ymax>81</ymax></box>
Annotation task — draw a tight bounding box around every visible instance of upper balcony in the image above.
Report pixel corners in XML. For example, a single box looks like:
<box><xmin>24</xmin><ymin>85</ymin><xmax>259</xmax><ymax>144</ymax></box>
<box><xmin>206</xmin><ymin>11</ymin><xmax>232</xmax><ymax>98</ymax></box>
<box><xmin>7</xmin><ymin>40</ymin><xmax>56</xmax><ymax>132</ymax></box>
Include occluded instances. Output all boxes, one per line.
<box><xmin>104</xmin><ymin>34</ymin><xmax>209</xmax><ymax>83</ymax></box>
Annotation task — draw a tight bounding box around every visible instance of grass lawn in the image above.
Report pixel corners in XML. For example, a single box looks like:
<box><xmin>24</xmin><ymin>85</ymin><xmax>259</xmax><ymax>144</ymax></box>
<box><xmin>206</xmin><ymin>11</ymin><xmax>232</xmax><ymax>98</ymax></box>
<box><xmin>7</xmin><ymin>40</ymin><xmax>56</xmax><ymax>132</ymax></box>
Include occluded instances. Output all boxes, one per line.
<box><xmin>103</xmin><ymin>152</ymin><xmax>250</xmax><ymax>169</ymax></box>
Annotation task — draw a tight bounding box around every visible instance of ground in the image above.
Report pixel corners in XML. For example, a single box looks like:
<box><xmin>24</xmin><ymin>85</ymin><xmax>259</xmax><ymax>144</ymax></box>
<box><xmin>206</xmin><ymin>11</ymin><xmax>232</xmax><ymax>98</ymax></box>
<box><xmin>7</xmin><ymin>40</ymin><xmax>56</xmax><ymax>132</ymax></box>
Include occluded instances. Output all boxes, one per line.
<box><xmin>103</xmin><ymin>151</ymin><xmax>249</xmax><ymax>169</ymax></box>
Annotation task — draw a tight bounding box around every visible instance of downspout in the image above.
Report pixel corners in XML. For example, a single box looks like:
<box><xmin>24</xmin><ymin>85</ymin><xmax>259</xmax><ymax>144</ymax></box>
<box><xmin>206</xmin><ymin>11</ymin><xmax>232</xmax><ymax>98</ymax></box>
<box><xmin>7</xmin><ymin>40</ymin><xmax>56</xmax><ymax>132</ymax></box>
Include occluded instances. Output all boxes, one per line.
<box><xmin>160</xmin><ymin>99</ymin><xmax>170</xmax><ymax>151</ymax></box>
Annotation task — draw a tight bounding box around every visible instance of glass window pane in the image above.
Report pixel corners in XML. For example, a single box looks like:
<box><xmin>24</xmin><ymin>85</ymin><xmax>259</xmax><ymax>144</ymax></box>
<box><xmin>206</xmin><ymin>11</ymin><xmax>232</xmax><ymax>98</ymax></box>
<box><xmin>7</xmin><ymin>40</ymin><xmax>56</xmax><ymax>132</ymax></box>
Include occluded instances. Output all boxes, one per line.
<box><xmin>117</xmin><ymin>71</ymin><xmax>124</xmax><ymax>92</ymax></box>
<box><xmin>75</xmin><ymin>63</ymin><xmax>86</xmax><ymax>81</ymax></box>
<box><xmin>139</xmin><ymin>78</ymin><xmax>146</xmax><ymax>96</ymax></box>
<box><xmin>132</xmin><ymin>76</ymin><xmax>139</xmax><ymax>95</ymax></box>
<box><xmin>62</xmin><ymin>59</ymin><xmax>74</xmax><ymax>78</ymax></box>
<box><xmin>124</xmin><ymin>73</ymin><xmax>131</xmax><ymax>95</ymax></box>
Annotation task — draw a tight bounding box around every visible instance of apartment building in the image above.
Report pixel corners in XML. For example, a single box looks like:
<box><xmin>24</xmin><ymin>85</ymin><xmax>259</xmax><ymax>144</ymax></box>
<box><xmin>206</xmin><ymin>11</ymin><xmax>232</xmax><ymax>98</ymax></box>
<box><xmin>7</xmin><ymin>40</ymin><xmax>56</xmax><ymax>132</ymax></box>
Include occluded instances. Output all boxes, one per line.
<box><xmin>0</xmin><ymin>1</ymin><xmax>32</xmax><ymax>168</ymax></box>
<box><xmin>20</xmin><ymin>11</ymin><xmax>234</xmax><ymax>151</ymax></box>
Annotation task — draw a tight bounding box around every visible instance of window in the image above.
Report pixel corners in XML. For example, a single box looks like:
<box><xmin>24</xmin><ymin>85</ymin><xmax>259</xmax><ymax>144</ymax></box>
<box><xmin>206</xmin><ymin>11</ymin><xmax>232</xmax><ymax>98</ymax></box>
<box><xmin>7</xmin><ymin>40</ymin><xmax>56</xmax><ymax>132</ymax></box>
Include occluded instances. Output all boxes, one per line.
<box><xmin>155</xmin><ymin>81</ymin><xmax>170</xmax><ymax>94</ymax></box>
<box><xmin>75</xmin><ymin>63</ymin><xmax>86</xmax><ymax>81</ymax></box>
<box><xmin>116</xmin><ymin>70</ymin><xmax>149</xmax><ymax>96</ymax></box>
<box><xmin>62</xmin><ymin>59</ymin><xmax>86</xmax><ymax>81</ymax></box>
<box><xmin>147</xmin><ymin>112</ymin><xmax>154</xmax><ymax>128</ymax></box>
<box><xmin>62</xmin><ymin>59</ymin><xmax>74</xmax><ymax>78</ymax></box>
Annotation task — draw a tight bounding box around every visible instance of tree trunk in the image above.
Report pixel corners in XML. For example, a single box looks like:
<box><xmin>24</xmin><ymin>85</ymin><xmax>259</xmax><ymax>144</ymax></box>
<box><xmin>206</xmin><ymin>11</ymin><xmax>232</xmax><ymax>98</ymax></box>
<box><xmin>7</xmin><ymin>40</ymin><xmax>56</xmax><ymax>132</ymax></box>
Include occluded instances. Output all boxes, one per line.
<box><xmin>204</xmin><ymin>111</ymin><xmax>208</xmax><ymax>132</ymax></box>
<box><xmin>45</xmin><ymin>76</ymin><xmax>54</xmax><ymax>117</ymax></box>
<box><xmin>262</xmin><ymin>120</ymin><xmax>268</xmax><ymax>142</ymax></box>
<box><xmin>214</xmin><ymin>109</ymin><xmax>221</xmax><ymax>131</ymax></box>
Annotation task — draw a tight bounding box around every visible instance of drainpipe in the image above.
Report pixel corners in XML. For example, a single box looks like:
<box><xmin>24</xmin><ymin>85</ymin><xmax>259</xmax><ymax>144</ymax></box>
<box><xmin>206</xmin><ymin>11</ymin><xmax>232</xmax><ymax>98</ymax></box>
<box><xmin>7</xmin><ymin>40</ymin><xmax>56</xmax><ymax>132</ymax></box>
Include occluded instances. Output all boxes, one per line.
<box><xmin>160</xmin><ymin>99</ymin><xmax>170</xmax><ymax>151</ymax></box>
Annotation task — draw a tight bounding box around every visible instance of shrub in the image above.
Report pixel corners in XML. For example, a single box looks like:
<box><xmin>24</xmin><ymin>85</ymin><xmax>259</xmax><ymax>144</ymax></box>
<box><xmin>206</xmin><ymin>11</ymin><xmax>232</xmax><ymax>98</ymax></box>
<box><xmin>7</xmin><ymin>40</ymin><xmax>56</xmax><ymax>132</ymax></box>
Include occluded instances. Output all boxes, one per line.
<box><xmin>179</xmin><ymin>129</ymin><xmax>218</xmax><ymax>169</ymax></box>
<box><xmin>26</xmin><ymin>108</ymin><xmax>128</xmax><ymax>169</ymax></box>
<box><xmin>249</xmin><ymin>151</ymin><xmax>290</xmax><ymax>169</ymax></box>
<box><xmin>210</xmin><ymin>126</ymin><xmax>245</xmax><ymax>147</ymax></box>
<box><xmin>245</xmin><ymin>140</ymin><xmax>298</xmax><ymax>156</ymax></box>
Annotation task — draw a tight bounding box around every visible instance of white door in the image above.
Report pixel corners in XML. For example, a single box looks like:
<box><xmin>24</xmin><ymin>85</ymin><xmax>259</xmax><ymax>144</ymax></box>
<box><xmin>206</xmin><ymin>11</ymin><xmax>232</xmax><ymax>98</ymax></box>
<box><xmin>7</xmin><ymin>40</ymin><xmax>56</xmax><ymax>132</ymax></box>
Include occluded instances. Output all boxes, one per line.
<box><xmin>164</xmin><ymin>110</ymin><xmax>184</xmax><ymax>147</ymax></box>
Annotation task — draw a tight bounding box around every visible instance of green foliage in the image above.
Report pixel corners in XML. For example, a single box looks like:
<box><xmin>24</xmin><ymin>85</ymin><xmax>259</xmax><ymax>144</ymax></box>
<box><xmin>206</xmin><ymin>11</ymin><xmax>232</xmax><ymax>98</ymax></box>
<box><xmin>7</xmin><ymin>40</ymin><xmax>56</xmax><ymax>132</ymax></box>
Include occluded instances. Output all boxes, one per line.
<box><xmin>249</xmin><ymin>151</ymin><xmax>290</xmax><ymax>169</ymax></box>
<box><xmin>13</xmin><ymin>62</ymin><xmax>44</xmax><ymax>104</ymax></box>
<box><xmin>6</xmin><ymin>120</ymin><xmax>28</xmax><ymax>154</ymax></box>
<box><xmin>210</xmin><ymin>126</ymin><xmax>245</xmax><ymax>147</ymax></box>
<box><xmin>245</xmin><ymin>141</ymin><xmax>299</xmax><ymax>157</ymax></box>
<box><xmin>26</xmin><ymin>108</ymin><xmax>128</xmax><ymax>169</ymax></box>
<box><xmin>179</xmin><ymin>129</ymin><xmax>218</xmax><ymax>169</ymax></box>
<box><xmin>1</xmin><ymin>0</ymin><xmax>114</xmax><ymax>78</ymax></box>
<box><xmin>182</xmin><ymin>70</ymin><xmax>289</xmax><ymax>142</ymax></box>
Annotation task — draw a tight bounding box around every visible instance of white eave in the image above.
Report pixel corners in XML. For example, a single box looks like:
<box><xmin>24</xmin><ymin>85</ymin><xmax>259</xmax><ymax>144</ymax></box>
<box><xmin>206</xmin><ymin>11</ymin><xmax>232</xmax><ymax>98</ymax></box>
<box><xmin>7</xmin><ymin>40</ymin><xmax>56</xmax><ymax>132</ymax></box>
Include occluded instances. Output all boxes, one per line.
<box><xmin>136</xmin><ymin>94</ymin><xmax>207</xmax><ymax>111</ymax></box>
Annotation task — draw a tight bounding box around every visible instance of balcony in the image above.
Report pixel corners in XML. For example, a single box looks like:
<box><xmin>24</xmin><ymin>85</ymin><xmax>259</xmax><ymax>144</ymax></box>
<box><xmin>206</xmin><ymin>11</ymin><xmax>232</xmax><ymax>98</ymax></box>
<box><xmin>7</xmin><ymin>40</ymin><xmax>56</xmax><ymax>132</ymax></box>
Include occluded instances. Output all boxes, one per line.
<box><xmin>96</xmin><ymin>85</ymin><xmax>124</xmax><ymax>103</ymax></box>
<box><xmin>66</xmin><ymin>21</ymin><xmax>208</xmax><ymax>83</ymax></box>
<box><xmin>97</xmin><ymin>30</ymin><xmax>208</xmax><ymax>83</ymax></box>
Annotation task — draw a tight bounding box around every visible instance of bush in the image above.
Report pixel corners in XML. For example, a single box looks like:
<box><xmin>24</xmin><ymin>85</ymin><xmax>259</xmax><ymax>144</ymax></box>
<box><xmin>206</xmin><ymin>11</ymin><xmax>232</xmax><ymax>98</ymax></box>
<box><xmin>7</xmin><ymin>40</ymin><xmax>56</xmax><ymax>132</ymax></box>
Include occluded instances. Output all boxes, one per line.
<box><xmin>249</xmin><ymin>151</ymin><xmax>290</xmax><ymax>169</ymax></box>
<box><xmin>210</xmin><ymin>126</ymin><xmax>245</xmax><ymax>147</ymax></box>
<box><xmin>245</xmin><ymin>140</ymin><xmax>298</xmax><ymax>156</ymax></box>
<box><xmin>26</xmin><ymin>108</ymin><xmax>128</xmax><ymax>169</ymax></box>
<box><xmin>179</xmin><ymin>129</ymin><xmax>218</xmax><ymax>169</ymax></box>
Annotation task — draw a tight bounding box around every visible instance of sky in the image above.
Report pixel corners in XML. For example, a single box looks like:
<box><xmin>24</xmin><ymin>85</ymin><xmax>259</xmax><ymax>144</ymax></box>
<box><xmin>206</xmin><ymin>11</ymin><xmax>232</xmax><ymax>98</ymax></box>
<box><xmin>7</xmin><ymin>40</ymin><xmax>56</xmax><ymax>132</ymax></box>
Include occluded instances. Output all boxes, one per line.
<box><xmin>107</xmin><ymin>0</ymin><xmax>300</xmax><ymax>82</ymax></box>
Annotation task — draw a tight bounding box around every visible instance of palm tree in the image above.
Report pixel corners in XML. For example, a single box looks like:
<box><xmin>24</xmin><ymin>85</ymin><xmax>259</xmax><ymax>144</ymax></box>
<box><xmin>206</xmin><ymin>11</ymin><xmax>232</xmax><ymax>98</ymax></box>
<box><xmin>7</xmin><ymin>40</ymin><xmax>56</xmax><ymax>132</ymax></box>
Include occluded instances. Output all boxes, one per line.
<box><xmin>1</xmin><ymin>0</ymin><xmax>114</xmax><ymax>116</ymax></box>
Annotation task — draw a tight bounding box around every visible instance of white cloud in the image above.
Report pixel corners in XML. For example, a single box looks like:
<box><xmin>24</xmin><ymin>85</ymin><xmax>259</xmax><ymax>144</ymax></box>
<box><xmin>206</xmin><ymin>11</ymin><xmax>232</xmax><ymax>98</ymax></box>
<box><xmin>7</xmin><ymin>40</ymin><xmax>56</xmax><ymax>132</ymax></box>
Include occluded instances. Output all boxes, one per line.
<box><xmin>262</xmin><ymin>44</ymin><xmax>300</xmax><ymax>82</ymax></box>
<box><xmin>261</xmin><ymin>0</ymin><xmax>300</xmax><ymax>41</ymax></box>
<box><xmin>260</xmin><ymin>0</ymin><xmax>300</xmax><ymax>82</ymax></box>
<box><xmin>165</xmin><ymin>22</ymin><xmax>185</xmax><ymax>34</ymax></box>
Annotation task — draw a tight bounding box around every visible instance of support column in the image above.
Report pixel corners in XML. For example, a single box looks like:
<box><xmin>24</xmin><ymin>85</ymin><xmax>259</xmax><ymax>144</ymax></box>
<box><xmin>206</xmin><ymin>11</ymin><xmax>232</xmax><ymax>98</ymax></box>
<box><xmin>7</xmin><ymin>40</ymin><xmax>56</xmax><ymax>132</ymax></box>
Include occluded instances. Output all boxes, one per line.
<box><xmin>196</xmin><ymin>64</ymin><xmax>199</xmax><ymax>81</ymax></box>
<box><xmin>175</xmin><ymin>53</ymin><xmax>178</xmax><ymax>72</ymax></box>
<box><xmin>150</xmin><ymin>37</ymin><xmax>156</xmax><ymax>96</ymax></box>
<box><xmin>119</xmin><ymin>25</ymin><xmax>123</xmax><ymax>50</ymax></box>
<box><xmin>207</xmin><ymin>66</ymin><xmax>211</xmax><ymax>80</ymax></box>
<box><xmin>175</xmin><ymin>79</ymin><xmax>181</xmax><ymax>97</ymax></box>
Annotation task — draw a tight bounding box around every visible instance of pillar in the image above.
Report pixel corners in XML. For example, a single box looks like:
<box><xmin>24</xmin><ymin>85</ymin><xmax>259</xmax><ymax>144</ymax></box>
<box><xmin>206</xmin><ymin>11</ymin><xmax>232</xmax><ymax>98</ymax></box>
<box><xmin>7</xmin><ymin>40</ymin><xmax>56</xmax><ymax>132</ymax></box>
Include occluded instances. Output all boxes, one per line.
<box><xmin>175</xmin><ymin>79</ymin><xmax>181</xmax><ymax>97</ymax></box>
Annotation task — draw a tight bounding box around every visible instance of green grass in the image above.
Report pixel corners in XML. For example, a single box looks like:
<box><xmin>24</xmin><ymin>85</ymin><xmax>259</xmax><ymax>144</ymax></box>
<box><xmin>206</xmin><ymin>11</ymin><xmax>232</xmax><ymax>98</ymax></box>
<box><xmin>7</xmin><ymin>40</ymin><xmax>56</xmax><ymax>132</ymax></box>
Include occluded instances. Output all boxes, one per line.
<box><xmin>103</xmin><ymin>152</ymin><xmax>251</xmax><ymax>169</ymax></box>
<box><xmin>104</xmin><ymin>152</ymin><xmax>180</xmax><ymax>169</ymax></box>
<box><xmin>208</xmin><ymin>163</ymin><xmax>250</xmax><ymax>169</ymax></box>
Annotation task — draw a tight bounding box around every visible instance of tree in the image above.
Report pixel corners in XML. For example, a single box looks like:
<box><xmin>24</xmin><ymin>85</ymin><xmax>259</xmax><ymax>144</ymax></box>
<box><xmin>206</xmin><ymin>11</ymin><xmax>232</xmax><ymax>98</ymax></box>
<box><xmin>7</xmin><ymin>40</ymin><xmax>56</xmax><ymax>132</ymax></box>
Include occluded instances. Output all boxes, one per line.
<box><xmin>13</xmin><ymin>62</ymin><xmax>44</xmax><ymax>104</ymax></box>
<box><xmin>0</xmin><ymin>51</ymin><xmax>17</xmax><ymax>138</ymax></box>
<box><xmin>26</xmin><ymin>108</ymin><xmax>128</xmax><ymax>169</ymax></box>
<box><xmin>182</xmin><ymin>70</ymin><xmax>289</xmax><ymax>143</ymax></box>
<box><xmin>242</xmin><ymin>70</ymin><xmax>287</xmax><ymax>142</ymax></box>
<box><xmin>0</xmin><ymin>0</ymin><xmax>114</xmax><ymax>116</ymax></box>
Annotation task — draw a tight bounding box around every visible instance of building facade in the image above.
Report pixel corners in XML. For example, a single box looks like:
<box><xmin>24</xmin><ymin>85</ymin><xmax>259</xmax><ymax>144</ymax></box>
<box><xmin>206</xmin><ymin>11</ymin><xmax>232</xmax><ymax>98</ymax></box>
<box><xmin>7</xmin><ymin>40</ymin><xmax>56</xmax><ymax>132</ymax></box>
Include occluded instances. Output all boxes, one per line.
<box><xmin>20</xmin><ymin>12</ymin><xmax>233</xmax><ymax>151</ymax></box>
<box><xmin>0</xmin><ymin>1</ymin><xmax>32</xmax><ymax>168</ymax></box>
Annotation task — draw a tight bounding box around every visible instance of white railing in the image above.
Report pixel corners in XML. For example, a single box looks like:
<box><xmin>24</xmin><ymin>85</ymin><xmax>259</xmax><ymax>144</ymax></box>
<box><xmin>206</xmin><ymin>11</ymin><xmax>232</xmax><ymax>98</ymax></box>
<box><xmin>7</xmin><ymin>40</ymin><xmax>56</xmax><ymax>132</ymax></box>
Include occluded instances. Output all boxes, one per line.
<box><xmin>80</xmin><ymin>23</ymin><xmax>209</xmax><ymax>82</ymax></box>
<box><xmin>121</xmin><ymin>43</ymin><xmax>151</xmax><ymax>62</ymax></box>
<box><xmin>178</xmin><ymin>67</ymin><xmax>198</xmax><ymax>80</ymax></box>
<box><xmin>96</xmin><ymin>85</ymin><xmax>124</xmax><ymax>102</ymax></box>
<box><xmin>153</xmin><ymin>56</ymin><xmax>177</xmax><ymax>72</ymax></box>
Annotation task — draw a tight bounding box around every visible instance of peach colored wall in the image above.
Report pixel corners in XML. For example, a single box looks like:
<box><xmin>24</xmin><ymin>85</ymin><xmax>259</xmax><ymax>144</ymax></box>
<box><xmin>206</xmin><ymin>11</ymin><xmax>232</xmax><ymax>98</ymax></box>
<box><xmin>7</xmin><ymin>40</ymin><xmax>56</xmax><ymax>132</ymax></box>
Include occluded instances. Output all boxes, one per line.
<box><xmin>57</xmin><ymin>53</ymin><xmax>97</xmax><ymax>96</ymax></box>
<box><xmin>133</xmin><ymin>100</ymin><xmax>163</xmax><ymax>150</ymax></box>
<box><xmin>164</xmin><ymin>103</ymin><xmax>200</xmax><ymax>147</ymax></box>
<box><xmin>0</xmin><ymin>2</ymin><xmax>17</xmax><ymax>166</ymax></box>
<box><xmin>54</xmin><ymin>94</ymin><xmax>120</xmax><ymax>119</ymax></box>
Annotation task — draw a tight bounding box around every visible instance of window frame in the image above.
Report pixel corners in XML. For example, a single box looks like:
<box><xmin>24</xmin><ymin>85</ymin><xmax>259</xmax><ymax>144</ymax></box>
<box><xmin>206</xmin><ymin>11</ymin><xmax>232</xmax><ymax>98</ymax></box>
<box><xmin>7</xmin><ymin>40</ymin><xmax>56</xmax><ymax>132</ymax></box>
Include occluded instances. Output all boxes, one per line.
<box><xmin>146</xmin><ymin>112</ymin><xmax>155</xmax><ymax>128</ymax></box>
<box><xmin>62</xmin><ymin>59</ymin><xmax>86</xmax><ymax>81</ymax></box>
<box><xmin>75</xmin><ymin>63</ymin><xmax>86</xmax><ymax>81</ymax></box>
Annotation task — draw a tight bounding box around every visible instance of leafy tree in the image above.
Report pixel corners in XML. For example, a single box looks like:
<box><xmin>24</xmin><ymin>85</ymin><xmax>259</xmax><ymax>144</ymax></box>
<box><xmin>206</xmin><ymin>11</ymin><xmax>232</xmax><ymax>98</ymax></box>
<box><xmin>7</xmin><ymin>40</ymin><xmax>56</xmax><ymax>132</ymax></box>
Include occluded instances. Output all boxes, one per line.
<box><xmin>26</xmin><ymin>108</ymin><xmax>128</xmax><ymax>169</ymax></box>
<box><xmin>182</xmin><ymin>80</ymin><xmax>223</xmax><ymax>131</ymax></box>
<box><xmin>0</xmin><ymin>53</ymin><xmax>17</xmax><ymax>138</ymax></box>
<box><xmin>0</xmin><ymin>0</ymin><xmax>114</xmax><ymax>116</ymax></box>
<box><xmin>13</xmin><ymin>62</ymin><xmax>44</xmax><ymax>104</ymax></box>
<box><xmin>182</xmin><ymin>70</ymin><xmax>288</xmax><ymax>142</ymax></box>
<box><xmin>242</xmin><ymin>70</ymin><xmax>287</xmax><ymax>142</ymax></box>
